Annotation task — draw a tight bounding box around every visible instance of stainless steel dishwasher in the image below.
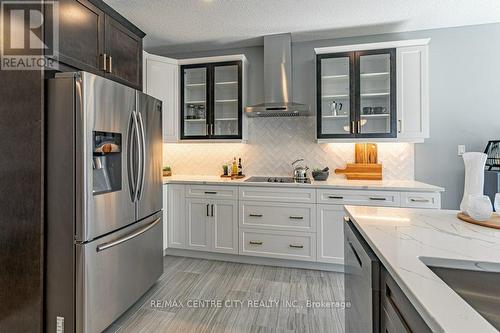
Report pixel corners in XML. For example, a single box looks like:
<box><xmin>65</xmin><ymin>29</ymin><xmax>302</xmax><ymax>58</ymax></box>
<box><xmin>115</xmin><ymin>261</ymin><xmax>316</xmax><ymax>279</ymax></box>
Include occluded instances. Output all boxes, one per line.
<box><xmin>344</xmin><ymin>217</ymin><xmax>380</xmax><ymax>333</ymax></box>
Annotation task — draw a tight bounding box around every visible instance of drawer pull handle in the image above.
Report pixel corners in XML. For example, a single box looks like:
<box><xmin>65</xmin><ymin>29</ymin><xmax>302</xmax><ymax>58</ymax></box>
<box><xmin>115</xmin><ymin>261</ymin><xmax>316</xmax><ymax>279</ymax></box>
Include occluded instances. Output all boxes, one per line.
<box><xmin>249</xmin><ymin>241</ymin><xmax>263</xmax><ymax>245</ymax></box>
<box><xmin>249</xmin><ymin>214</ymin><xmax>263</xmax><ymax>217</ymax></box>
<box><xmin>289</xmin><ymin>216</ymin><xmax>304</xmax><ymax>220</ymax></box>
<box><xmin>369</xmin><ymin>197</ymin><xmax>387</xmax><ymax>201</ymax></box>
<box><xmin>410</xmin><ymin>198</ymin><xmax>430</xmax><ymax>203</ymax></box>
<box><xmin>204</xmin><ymin>191</ymin><xmax>217</xmax><ymax>194</ymax></box>
<box><xmin>289</xmin><ymin>244</ymin><xmax>304</xmax><ymax>249</ymax></box>
<box><xmin>328</xmin><ymin>196</ymin><xmax>344</xmax><ymax>199</ymax></box>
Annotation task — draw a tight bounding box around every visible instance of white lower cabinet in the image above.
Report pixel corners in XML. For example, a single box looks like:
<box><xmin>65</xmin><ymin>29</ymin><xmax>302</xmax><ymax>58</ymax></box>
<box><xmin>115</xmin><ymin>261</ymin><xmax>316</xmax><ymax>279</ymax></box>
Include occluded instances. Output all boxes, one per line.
<box><xmin>400</xmin><ymin>191</ymin><xmax>441</xmax><ymax>209</ymax></box>
<box><xmin>317</xmin><ymin>205</ymin><xmax>345</xmax><ymax>264</ymax></box>
<box><xmin>240</xmin><ymin>229</ymin><xmax>316</xmax><ymax>261</ymax></box>
<box><xmin>168</xmin><ymin>184</ymin><xmax>186</xmax><ymax>248</ymax></box>
<box><xmin>186</xmin><ymin>198</ymin><xmax>211</xmax><ymax>251</ymax></box>
<box><xmin>186</xmin><ymin>198</ymin><xmax>238</xmax><ymax>254</ymax></box>
<box><xmin>163</xmin><ymin>185</ymin><xmax>168</xmax><ymax>251</ymax></box>
<box><xmin>240</xmin><ymin>201</ymin><xmax>316</xmax><ymax>232</ymax></box>
<box><xmin>167</xmin><ymin>183</ymin><xmax>442</xmax><ymax>267</ymax></box>
<box><xmin>213</xmin><ymin>200</ymin><xmax>239</xmax><ymax>254</ymax></box>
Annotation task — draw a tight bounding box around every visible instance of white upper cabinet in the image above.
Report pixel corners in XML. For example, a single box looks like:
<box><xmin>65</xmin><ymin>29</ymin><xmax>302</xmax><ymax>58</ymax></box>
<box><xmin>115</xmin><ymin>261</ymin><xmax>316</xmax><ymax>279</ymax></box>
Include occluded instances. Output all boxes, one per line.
<box><xmin>143</xmin><ymin>52</ymin><xmax>179</xmax><ymax>143</ymax></box>
<box><xmin>397</xmin><ymin>45</ymin><xmax>429</xmax><ymax>140</ymax></box>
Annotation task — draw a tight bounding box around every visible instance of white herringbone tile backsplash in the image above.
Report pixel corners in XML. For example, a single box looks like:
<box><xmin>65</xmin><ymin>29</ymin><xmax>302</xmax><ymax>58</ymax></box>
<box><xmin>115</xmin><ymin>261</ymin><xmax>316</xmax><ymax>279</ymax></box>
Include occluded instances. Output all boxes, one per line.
<box><xmin>164</xmin><ymin>117</ymin><xmax>414</xmax><ymax>180</ymax></box>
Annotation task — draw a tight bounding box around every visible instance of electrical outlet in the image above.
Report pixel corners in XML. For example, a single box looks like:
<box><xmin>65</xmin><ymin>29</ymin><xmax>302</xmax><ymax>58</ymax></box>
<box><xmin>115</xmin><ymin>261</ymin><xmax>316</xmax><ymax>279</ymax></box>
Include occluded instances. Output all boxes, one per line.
<box><xmin>458</xmin><ymin>145</ymin><xmax>466</xmax><ymax>156</ymax></box>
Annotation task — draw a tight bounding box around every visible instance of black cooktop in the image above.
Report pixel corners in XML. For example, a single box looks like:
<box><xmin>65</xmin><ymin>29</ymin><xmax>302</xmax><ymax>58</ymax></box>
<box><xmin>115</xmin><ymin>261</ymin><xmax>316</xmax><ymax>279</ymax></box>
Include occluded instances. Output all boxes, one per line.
<box><xmin>244</xmin><ymin>176</ymin><xmax>311</xmax><ymax>184</ymax></box>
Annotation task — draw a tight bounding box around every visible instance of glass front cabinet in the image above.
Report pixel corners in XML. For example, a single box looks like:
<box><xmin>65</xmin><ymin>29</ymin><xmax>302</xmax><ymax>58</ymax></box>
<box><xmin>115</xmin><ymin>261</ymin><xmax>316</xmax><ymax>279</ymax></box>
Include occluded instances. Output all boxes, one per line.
<box><xmin>317</xmin><ymin>49</ymin><xmax>397</xmax><ymax>139</ymax></box>
<box><xmin>180</xmin><ymin>60</ymin><xmax>244</xmax><ymax>140</ymax></box>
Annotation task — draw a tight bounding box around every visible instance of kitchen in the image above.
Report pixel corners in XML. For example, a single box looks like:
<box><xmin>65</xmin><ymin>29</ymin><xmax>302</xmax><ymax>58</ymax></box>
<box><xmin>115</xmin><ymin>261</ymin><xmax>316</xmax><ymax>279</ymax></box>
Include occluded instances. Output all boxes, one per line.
<box><xmin>1</xmin><ymin>1</ymin><xmax>500</xmax><ymax>333</ymax></box>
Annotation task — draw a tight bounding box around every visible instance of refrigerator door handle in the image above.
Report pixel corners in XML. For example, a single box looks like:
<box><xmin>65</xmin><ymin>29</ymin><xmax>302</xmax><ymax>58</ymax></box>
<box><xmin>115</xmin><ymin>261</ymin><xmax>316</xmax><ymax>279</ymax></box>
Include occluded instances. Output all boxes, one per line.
<box><xmin>136</xmin><ymin>111</ymin><xmax>146</xmax><ymax>200</ymax></box>
<box><xmin>132</xmin><ymin>111</ymin><xmax>142</xmax><ymax>202</ymax></box>
<box><xmin>127</xmin><ymin>111</ymin><xmax>136</xmax><ymax>201</ymax></box>
<box><xmin>96</xmin><ymin>218</ymin><xmax>161</xmax><ymax>252</ymax></box>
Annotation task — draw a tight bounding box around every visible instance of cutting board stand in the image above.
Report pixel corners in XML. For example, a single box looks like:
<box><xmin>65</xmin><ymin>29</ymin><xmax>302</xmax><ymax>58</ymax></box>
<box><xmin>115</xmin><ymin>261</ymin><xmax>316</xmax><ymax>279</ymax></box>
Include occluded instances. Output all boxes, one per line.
<box><xmin>335</xmin><ymin>143</ymin><xmax>382</xmax><ymax>180</ymax></box>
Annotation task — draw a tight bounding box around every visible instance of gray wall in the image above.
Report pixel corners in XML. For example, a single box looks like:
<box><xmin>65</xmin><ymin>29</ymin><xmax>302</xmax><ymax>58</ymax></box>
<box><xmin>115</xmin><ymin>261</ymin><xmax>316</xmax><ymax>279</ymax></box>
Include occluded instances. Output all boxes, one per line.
<box><xmin>155</xmin><ymin>23</ymin><xmax>500</xmax><ymax>209</ymax></box>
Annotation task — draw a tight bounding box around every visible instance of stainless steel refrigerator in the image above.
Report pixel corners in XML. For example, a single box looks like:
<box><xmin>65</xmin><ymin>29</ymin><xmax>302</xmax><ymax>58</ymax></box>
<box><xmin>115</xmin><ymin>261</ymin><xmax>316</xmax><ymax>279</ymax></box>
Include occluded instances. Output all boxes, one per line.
<box><xmin>46</xmin><ymin>72</ymin><xmax>163</xmax><ymax>333</ymax></box>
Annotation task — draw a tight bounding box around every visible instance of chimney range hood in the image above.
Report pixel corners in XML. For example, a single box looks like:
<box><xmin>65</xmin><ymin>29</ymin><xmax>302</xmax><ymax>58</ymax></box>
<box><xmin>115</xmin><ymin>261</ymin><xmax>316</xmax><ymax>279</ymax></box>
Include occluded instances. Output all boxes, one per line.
<box><xmin>245</xmin><ymin>33</ymin><xmax>309</xmax><ymax>117</ymax></box>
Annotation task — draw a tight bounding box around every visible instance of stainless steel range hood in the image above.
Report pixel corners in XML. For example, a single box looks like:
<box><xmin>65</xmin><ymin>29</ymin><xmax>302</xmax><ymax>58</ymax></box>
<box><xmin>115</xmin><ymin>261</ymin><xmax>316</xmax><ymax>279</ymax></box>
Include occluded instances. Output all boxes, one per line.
<box><xmin>245</xmin><ymin>33</ymin><xmax>309</xmax><ymax>117</ymax></box>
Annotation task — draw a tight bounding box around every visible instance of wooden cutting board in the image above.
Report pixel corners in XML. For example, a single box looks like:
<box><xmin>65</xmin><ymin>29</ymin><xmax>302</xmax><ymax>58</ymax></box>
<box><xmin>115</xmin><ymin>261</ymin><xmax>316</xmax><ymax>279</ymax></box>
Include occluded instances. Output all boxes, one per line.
<box><xmin>335</xmin><ymin>163</ymin><xmax>382</xmax><ymax>180</ymax></box>
<box><xmin>355</xmin><ymin>143</ymin><xmax>378</xmax><ymax>164</ymax></box>
<box><xmin>457</xmin><ymin>212</ymin><xmax>500</xmax><ymax>229</ymax></box>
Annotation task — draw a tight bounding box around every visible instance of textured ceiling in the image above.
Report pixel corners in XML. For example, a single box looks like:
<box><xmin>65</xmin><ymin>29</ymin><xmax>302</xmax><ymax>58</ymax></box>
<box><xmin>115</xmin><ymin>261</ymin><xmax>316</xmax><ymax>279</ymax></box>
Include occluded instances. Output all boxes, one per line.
<box><xmin>105</xmin><ymin>0</ymin><xmax>500</xmax><ymax>53</ymax></box>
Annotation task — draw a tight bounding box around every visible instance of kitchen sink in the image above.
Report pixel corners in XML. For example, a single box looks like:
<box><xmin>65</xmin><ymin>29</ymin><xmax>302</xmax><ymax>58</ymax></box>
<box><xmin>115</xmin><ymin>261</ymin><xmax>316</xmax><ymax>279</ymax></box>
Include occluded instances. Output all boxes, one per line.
<box><xmin>421</xmin><ymin>257</ymin><xmax>500</xmax><ymax>330</ymax></box>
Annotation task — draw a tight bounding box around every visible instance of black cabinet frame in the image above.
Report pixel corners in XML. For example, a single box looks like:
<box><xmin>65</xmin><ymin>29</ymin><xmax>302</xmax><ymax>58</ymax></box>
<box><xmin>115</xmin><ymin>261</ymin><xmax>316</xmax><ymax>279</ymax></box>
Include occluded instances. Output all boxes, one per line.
<box><xmin>316</xmin><ymin>48</ymin><xmax>397</xmax><ymax>139</ymax></box>
<box><xmin>180</xmin><ymin>61</ymin><xmax>243</xmax><ymax>140</ymax></box>
<box><xmin>316</xmin><ymin>52</ymin><xmax>356</xmax><ymax>139</ymax></box>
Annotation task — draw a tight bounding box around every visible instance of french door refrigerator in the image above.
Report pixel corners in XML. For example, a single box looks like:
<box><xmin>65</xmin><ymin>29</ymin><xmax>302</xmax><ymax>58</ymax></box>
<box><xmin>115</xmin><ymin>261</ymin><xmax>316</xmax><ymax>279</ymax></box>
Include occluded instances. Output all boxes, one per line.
<box><xmin>45</xmin><ymin>72</ymin><xmax>163</xmax><ymax>333</ymax></box>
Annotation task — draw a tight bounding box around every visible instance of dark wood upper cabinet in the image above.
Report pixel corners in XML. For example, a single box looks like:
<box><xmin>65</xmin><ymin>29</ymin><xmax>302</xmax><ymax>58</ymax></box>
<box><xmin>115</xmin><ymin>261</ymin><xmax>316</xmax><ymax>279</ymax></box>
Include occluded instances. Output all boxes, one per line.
<box><xmin>104</xmin><ymin>15</ymin><xmax>143</xmax><ymax>89</ymax></box>
<box><xmin>56</xmin><ymin>0</ymin><xmax>105</xmax><ymax>73</ymax></box>
<box><xmin>48</xmin><ymin>0</ymin><xmax>145</xmax><ymax>89</ymax></box>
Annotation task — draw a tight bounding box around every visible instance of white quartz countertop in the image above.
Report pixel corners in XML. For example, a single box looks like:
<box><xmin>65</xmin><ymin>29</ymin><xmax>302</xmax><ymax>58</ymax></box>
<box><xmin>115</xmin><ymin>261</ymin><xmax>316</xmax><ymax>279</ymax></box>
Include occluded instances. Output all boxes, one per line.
<box><xmin>163</xmin><ymin>175</ymin><xmax>444</xmax><ymax>192</ymax></box>
<box><xmin>344</xmin><ymin>205</ymin><xmax>500</xmax><ymax>333</ymax></box>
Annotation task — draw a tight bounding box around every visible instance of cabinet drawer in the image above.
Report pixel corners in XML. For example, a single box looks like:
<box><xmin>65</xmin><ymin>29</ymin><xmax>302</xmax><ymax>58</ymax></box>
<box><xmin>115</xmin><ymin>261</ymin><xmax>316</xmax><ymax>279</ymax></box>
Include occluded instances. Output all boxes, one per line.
<box><xmin>240</xmin><ymin>202</ymin><xmax>316</xmax><ymax>232</ymax></box>
<box><xmin>318</xmin><ymin>189</ymin><xmax>400</xmax><ymax>207</ymax></box>
<box><xmin>186</xmin><ymin>185</ymin><xmax>238</xmax><ymax>200</ymax></box>
<box><xmin>240</xmin><ymin>229</ymin><xmax>316</xmax><ymax>261</ymax></box>
<box><xmin>239</xmin><ymin>186</ymin><xmax>316</xmax><ymax>203</ymax></box>
<box><xmin>400</xmin><ymin>192</ymin><xmax>440</xmax><ymax>209</ymax></box>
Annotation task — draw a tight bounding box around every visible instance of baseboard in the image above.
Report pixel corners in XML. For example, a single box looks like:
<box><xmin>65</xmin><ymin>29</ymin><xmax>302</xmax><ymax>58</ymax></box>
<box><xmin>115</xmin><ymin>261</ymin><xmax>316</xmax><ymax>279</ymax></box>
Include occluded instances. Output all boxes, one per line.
<box><xmin>163</xmin><ymin>248</ymin><xmax>344</xmax><ymax>272</ymax></box>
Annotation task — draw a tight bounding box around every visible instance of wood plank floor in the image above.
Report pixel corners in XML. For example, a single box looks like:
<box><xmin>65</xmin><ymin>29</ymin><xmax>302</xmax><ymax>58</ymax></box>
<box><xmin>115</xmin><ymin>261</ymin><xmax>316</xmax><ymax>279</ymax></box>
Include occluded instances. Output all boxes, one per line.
<box><xmin>104</xmin><ymin>256</ymin><xmax>345</xmax><ymax>333</ymax></box>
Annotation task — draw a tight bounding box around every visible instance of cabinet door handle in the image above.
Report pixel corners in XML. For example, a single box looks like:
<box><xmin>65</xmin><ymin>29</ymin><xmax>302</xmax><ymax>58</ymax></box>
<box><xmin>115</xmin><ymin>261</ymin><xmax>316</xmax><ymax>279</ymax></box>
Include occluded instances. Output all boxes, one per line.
<box><xmin>357</xmin><ymin>120</ymin><xmax>361</xmax><ymax>134</ymax></box>
<box><xmin>249</xmin><ymin>241</ymin><xmax>263</xmax><ymax>245</ymax></box>
<box><xmin>289</xmin><ymin>216</ymin><xmax>304</xmax><ymax>220</ymax></box>
<box><xmin>249</xmin><ymin>214</ymin><xmax>263</xmax><ymax>217</ymax></box>
<box><xmin>328</xmin><ymin>195</ymin><xmax>344</xmax><ymax>199</ymax></box>
<box><xmin>204</xmin><ymin>191</ymin><xmax>217</xmax><ymax>194</ymax></box>
<box><xmin>398</xmin><ymin>119</ymin><xmax>402</xmax><ymax>133</ymax></box>
<box><xmin>210</xmin><ymin>124</ymin><xmax>214</xmax><ymax>136</ymax></box>
<box><xmin>369</xmin><ymin>197</ymin><xmax>387</xmax><ymax>201</ymax></box>
<box><xmin>289</xmin><ymin>244</ymin><xmax>304</xmax><ymax>249</ymax></box>
<box><xmin>343</xmin><ymin>216</ymin><xmax>350</xmax><ymax>223</ymax></box>
<box><xmin>206</xmin><ymin>204</ymin><xmax>209</xmax><ymax>217</ymax></box>
<box><xmin>108</xmin><ymin>55</ymin><xmax>113</xmax><ymax>73</ymax></box>
<box><xmin>206</xmin><ymin>124</ymin><xmax>209</xmax><ymax>135</ymax></box>
<box><xmin>101</xmin><ymin>53</ymin><xmax>107</xmax><ymax>71</ymax></box>
<box><xmin>351</xmin><ymin>121</ymin><xmax>355</xmax><ymax>134</ymax></box>
<box><xmin>410</xmin><ymin>198</ymin><xmax>430</xmax><ymax>203</ymax></box>
<box><xmin>211</xmin><ymin>204</ymin><xmax>214</xmax><ymax>217</ymax></box>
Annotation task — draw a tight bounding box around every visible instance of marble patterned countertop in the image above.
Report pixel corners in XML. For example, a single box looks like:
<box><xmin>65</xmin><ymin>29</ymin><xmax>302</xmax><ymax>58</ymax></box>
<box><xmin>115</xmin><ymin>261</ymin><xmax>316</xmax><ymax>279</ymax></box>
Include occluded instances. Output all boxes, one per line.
<box><xmin>345</xmin><ymin>205</ymin><xmax>500</xmax><ymax>333</ymax></box>
<box><xmin>163</xmin><ymin>175</ymin><xmax>444</xmax><ymax>192</ymax></box>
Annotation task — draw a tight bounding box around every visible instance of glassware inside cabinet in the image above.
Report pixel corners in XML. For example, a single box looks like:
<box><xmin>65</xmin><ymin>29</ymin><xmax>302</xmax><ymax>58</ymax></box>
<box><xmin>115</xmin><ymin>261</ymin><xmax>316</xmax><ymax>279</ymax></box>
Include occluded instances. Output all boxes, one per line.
<box><xmin>183</xmin><ymin>67</ymin><xmax>207</xmax><ymax>136</ymax></box>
